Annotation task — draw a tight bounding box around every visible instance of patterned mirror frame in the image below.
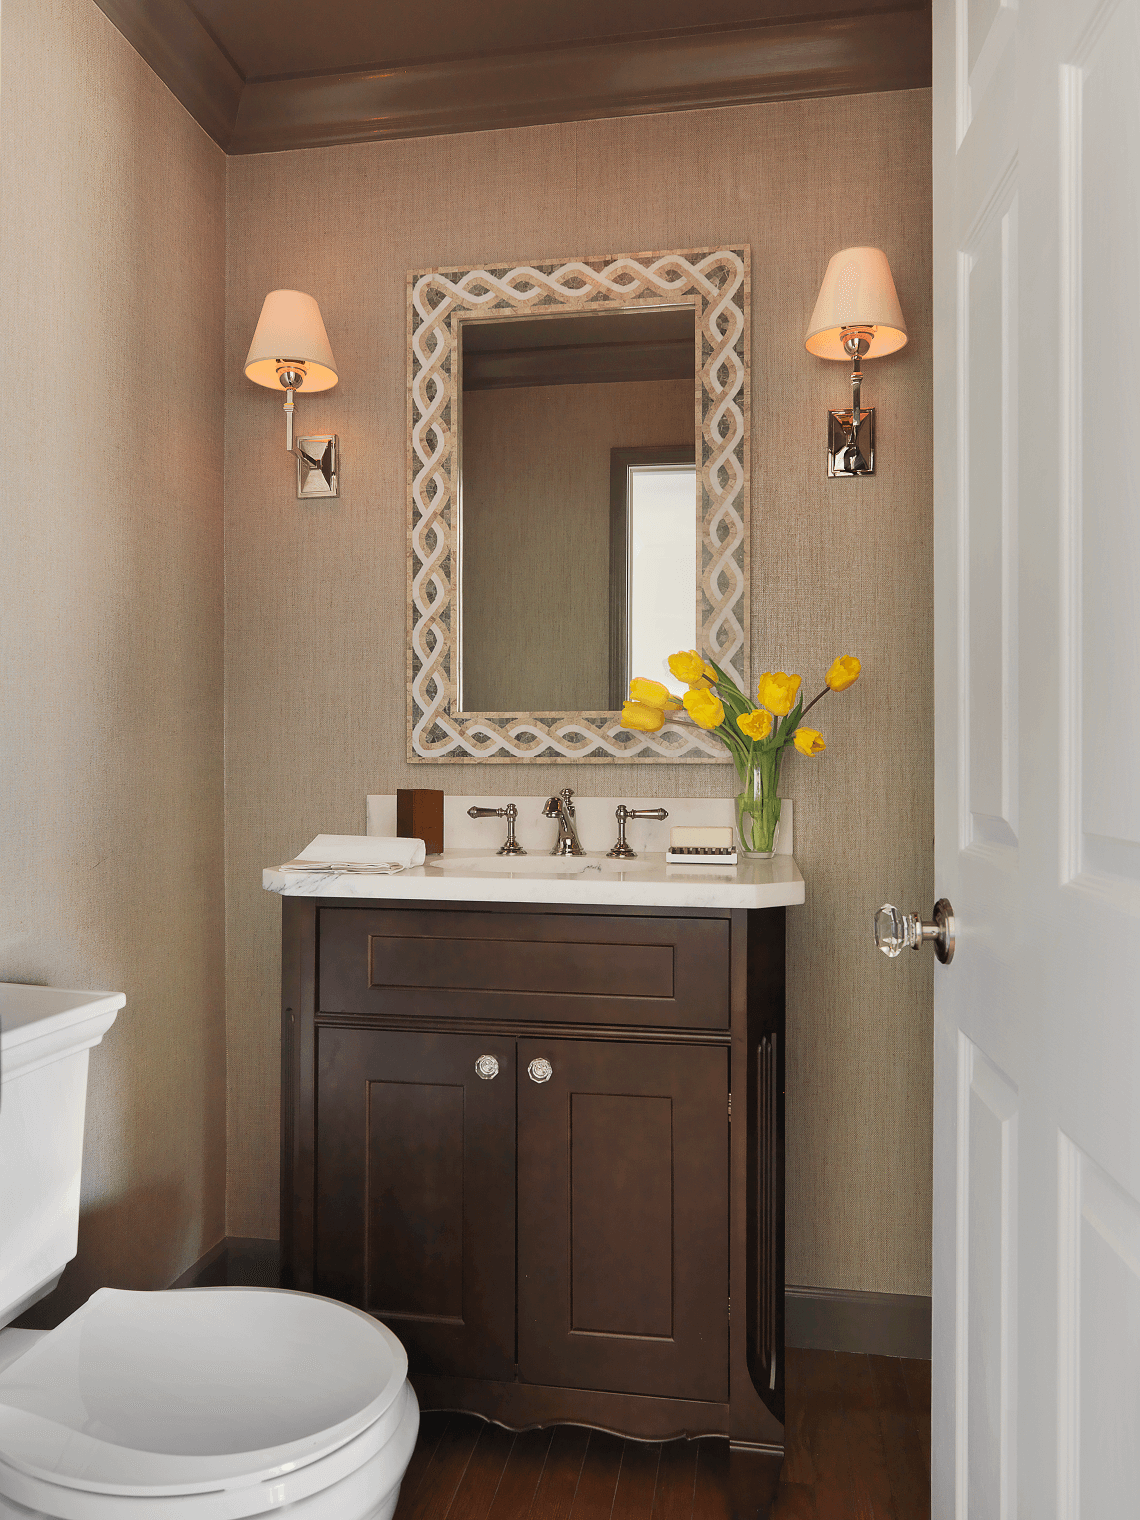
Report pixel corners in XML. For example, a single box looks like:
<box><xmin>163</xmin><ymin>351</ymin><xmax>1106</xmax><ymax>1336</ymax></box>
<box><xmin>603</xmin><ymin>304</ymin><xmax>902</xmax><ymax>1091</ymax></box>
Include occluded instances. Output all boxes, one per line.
<box><xmin>407</xmin><ymin>246</ymin><xmax>750</xmax><ymax>762</ymax></box>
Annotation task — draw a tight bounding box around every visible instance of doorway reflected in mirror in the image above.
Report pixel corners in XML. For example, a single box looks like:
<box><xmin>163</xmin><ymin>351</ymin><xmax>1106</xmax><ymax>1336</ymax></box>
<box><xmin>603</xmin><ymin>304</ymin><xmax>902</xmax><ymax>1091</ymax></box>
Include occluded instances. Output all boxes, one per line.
<box><xmin>608</xmin><ymin>447</ymin><xmax>697</xmax><ymax>709</ymax></box>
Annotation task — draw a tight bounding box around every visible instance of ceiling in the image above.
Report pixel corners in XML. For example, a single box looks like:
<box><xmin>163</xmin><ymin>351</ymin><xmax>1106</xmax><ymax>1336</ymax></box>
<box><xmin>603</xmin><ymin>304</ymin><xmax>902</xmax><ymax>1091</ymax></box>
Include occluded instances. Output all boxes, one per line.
<box><xmin>94</xmin><ymin>0</ymin><xmax>931</xmax><ymax>154</ymax></box>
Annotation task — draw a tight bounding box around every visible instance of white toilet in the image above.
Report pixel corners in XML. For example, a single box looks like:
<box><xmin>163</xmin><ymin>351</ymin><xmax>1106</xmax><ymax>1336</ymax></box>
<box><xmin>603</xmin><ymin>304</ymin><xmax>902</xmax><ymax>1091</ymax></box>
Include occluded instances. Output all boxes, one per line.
<box><xmin>0</xmin><ymin>984</ymin><xmax>419</xmax><ymax>1519</ymax></box>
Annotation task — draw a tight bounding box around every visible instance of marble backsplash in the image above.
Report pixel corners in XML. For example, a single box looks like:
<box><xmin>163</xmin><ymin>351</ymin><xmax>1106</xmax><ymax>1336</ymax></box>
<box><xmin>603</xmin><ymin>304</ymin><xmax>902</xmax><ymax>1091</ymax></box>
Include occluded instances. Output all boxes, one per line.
<box><xmin>365</xmin><ymin>794</ymin><xmax>793</xmax><ymax>857</ymax></box>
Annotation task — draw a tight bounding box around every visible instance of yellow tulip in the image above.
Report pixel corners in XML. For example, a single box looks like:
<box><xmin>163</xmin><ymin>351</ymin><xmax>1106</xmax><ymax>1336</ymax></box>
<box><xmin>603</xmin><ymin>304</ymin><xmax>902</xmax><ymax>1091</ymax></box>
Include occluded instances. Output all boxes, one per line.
<box><xmin>682</xmin><ymin>687</ymin><xmax>725</xmax><ymax>730</ymax></box>
<box><xmin>793</xmin><ymin>727</ymin><xmax>826</xmax><ymax>756</ymax></box>
<box><xmin>825</xmin><ymin>655</ymin><xmax>862</xmax><ymax>692</ymax></box>
<box><xmin>757</xmin><ymin>671</ymin><xmax>802</xmax><ymax>717</ymax></box>
<box><xmin>621</xmin><ymin>700</ymin><xmax>666</xmax><ymax>733</ymax></box>
<box><xmin>629</xmin><ymin>677</ymin><xmax>673</xmax><ymax>709</ymax></box>
<box><xmin>668</xmin><ymin>649</ymin><xmax>706</xmax><ymax>684</ymax></box>
<box><xmin>736</xmin><ymin>708</ymin><xmax>773</xmax><ymax>741</ymax></box>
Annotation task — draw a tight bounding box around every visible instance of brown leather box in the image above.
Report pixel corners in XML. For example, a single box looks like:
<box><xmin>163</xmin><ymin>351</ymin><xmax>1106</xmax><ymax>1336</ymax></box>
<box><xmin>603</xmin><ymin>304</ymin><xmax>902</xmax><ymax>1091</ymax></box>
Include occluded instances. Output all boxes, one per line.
<box><xmin>395</xmin><ymin>787</ymin><xmax>444</xmax><ymax>855</ymax></box>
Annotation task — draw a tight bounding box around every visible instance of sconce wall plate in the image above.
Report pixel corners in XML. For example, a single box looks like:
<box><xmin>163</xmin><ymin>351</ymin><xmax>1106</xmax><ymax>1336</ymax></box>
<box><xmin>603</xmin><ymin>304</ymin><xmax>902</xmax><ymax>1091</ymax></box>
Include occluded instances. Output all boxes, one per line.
<box><xmin>296</xmin><ymin>434</ymin><xmax>339</xmax><ymax>498</ymax></box>
<box><xmin>827</xmin><ymin>407</ymin><xmax>875</xmax><ymax>477</ymax></box>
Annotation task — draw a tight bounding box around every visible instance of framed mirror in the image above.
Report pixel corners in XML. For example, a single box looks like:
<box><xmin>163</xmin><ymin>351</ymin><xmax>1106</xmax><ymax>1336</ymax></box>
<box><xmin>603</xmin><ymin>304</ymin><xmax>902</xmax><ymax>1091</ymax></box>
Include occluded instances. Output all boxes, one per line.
<box><xmin>407</xmin><ymin>247</ymin><xmax>749</xmax><ymax>762</ymax></box>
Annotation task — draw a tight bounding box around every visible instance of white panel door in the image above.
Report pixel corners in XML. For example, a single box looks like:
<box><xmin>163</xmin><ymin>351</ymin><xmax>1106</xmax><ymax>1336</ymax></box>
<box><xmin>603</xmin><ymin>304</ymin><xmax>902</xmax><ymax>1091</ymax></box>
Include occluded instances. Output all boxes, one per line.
<box><xmin>932</xmin><ymin>0</ymin><xmax>1140</xmax><ymax>1516</ymax></box>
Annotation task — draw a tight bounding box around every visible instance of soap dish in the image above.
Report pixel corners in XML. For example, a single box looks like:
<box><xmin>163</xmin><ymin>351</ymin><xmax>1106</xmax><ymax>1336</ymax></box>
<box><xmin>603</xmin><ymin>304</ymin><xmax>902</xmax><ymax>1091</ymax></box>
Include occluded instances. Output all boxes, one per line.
<box><xmin>665</xmin><ymin>846</ymin><xmax>739</xmax><ymax>865</ymax></box>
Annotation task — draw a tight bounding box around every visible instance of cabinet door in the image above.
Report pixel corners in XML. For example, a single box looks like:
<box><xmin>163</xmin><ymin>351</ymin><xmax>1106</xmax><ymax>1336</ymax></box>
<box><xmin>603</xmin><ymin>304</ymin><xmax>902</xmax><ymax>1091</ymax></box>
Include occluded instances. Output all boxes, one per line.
<box><xmin>315</xmin><ymin>1027</ymin><xmax>515</xmax><ymax>1380</ymax></box>
<box><xmin>517</xmin><ymin>1038</ymin><xmax>728</xmax><ymax>1402</ymax></box>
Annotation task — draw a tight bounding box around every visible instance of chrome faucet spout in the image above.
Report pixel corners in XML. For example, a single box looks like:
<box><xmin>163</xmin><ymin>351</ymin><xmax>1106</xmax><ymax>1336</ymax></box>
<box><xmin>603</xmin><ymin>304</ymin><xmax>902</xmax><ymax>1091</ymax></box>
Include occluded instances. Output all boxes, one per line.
<box><xmin>543</xmin><ymin>787</ymin><xmax>586</xmax><ymax>856</ymax></box>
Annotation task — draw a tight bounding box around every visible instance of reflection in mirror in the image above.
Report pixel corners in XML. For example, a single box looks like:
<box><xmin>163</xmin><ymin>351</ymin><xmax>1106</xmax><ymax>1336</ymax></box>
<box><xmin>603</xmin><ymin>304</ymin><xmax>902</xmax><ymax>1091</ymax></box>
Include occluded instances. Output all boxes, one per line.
<box><xmin>609</xmin><ymin>448</ymin><xmax>697</xmax><ymax>708</ymax></box>
<box><xmin>458</xmin><ymin>307</ymin><xmax>696</xmax><ymax>714</ymax></box>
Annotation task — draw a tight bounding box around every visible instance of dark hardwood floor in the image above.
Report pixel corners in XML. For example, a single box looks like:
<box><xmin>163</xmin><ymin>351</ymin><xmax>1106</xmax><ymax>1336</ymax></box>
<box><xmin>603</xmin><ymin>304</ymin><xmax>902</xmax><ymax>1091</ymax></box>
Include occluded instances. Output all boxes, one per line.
<box><xmin>395</xmin><ymin>1349</ymin><xmax>931</xmax><ymax>1520</ymax></box>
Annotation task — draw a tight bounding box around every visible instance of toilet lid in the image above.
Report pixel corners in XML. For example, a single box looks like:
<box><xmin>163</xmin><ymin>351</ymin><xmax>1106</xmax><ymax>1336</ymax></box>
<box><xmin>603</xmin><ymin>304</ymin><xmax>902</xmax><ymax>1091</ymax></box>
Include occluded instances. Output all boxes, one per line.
<box><xmin>0</xmin><ymin>1287</ymin><xmax>407</xmax><ymax>1497</ymax></box>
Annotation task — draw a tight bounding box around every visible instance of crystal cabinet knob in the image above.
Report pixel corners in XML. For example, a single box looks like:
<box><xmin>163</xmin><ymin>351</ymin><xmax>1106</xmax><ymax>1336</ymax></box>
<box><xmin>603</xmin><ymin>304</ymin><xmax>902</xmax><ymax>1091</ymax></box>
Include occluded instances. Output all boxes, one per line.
<box><xmin>874</xmin><ymin>899</ymin><xmax>956</xmax><ymax>965</ymax></box>
<box><xmin>475</xmin><ymin>1055</ymin><xmax>499</xmax><ymax>1081</ymax></box>
<box><xmin>528</xmin><ymin>1057</ymin><xmax>553</xmax><ymax>1084</ymax></box>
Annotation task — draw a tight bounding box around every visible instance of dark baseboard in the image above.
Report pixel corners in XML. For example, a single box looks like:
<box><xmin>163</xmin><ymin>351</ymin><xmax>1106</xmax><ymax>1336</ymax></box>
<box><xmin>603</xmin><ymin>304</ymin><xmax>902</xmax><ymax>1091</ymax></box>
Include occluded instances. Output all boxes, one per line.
<box><xmin>171</xmin><ymin>1245</ymin><xmax>928</xmax><ymax>1361</ymax></box>
<box><xmin>785</xmin><ymin>1285</ymin><xmax>931</xmax><ymax>1360</ymax></box>
<box><xmin>171</xmin><ymin>1237</ymin><xmax>281</xmax><ymax>1291</ymax></box>
<box><xmin>168</xmin><ymin>1238</ymin><xmax>226</xmax><ymax>1289</ymax></box>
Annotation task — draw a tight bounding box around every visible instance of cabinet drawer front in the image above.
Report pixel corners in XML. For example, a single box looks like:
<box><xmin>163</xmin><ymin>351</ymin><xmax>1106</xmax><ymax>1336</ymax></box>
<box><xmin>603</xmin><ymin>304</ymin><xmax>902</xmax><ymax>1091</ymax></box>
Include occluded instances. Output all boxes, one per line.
<box><xmin>517</xmin><ymin>1038</ymin><xmax>729</xmax><ymax>1403</ymax></box>
<box><xmin>318</xmin><ymin>908</ymin><xmax>729</xmax><ymax>1029</ymax></box>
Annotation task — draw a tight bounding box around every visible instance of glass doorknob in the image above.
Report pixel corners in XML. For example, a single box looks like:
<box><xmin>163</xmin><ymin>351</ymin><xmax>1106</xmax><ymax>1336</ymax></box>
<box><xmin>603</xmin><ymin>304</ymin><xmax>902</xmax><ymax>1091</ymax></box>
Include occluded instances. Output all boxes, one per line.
<box><xmin>874</xmin><ymin>899</ymin><xmax>956</xmax><ymax>964</ymax></box>
<box><xmin>475</xmin><ymin>1055</ymin><xmax>499</xmax><ymax>1080</ymax></box>
<box><xmin>528</xmin><ymin>1057</ymin><xmax>553</xmax><ymax>1084</ymax></box>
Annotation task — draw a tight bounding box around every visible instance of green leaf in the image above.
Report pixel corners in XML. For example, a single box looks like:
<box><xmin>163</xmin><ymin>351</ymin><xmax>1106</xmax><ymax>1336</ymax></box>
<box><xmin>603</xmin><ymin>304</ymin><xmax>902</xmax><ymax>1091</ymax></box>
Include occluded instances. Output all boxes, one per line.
<box><xmin>725</xmin><ymin>690</ymin><xmax>751</xmax><ymax>718</ymax></box>
<box><xmin>774</xmin><ymin>693</ymin><xmax>804</xmax><ymax>745</ymax></box>
<box><xmin>709</xmin><ymin>658</ymin><xmax>747</xmax><ymax>700</ymax></box>
<box><xmin>718</xmin><ymin>724</ymin><xmax>748</xmax><ymax>763</ymax></box>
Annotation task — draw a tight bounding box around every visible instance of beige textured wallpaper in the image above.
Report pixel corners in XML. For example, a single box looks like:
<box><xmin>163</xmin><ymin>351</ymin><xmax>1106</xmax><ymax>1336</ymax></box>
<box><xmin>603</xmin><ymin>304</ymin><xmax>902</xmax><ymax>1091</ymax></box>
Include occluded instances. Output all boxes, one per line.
<box><xmin>1</xmin><ymin>0</ymin><xmax>227</xmax><ymax>1323</ymax></box>
<box><xmin>463</xmin><ymin>378</ymin><xmax>693</xmax><ymax>711</ymax></box>
<box><xmin>225</xmin><ymin>90</ymin><xmax>934</xmax><ymax>1296</ymax></box>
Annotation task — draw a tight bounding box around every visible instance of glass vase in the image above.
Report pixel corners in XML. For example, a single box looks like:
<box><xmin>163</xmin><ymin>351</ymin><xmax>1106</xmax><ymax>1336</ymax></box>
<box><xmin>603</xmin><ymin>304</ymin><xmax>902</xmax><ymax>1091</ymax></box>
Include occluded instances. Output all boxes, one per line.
<box><xmin>735</xmin><ymin>748</ymin><xmax>782</xmax><ymax>858</ymax></box>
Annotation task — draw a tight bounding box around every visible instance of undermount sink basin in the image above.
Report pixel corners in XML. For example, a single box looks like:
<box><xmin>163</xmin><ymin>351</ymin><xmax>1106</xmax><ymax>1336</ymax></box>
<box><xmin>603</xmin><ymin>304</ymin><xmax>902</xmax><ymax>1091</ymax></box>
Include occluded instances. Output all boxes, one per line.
<box><xmin>426</xmin><ymin>853</ymin><xmax>654</xmax><ymax>876</ymax></box>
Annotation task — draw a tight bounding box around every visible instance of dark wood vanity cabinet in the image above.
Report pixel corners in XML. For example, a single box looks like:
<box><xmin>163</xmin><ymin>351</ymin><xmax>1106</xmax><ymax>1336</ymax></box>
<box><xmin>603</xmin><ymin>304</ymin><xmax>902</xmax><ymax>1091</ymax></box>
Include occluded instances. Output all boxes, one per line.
<box><xmin>281</xmin><ymin>897</ymin><xmax>786</xmax><ymax>1508</ymax></box>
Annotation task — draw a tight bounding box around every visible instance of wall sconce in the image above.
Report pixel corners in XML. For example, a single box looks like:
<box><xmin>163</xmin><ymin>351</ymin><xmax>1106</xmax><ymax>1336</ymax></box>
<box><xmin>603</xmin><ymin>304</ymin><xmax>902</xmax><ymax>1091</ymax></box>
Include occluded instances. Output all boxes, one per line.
<box><xmin>244</xmin><ymin>290</ymin><xmax>340</xmax><ymax>498</ymax></box>
<box><xmin>805</xmin><ymin>247</ymin><xmax>907</xmax><ymax>477</ymax></box>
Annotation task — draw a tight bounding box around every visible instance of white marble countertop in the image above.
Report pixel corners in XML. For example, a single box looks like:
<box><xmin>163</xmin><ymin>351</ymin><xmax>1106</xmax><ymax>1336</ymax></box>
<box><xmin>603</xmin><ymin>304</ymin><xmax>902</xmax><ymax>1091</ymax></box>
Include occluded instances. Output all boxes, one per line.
<box><xmin>262</xmin><ymin>849</ymin><xmax>804</xmax><ymax>911</ymax></box>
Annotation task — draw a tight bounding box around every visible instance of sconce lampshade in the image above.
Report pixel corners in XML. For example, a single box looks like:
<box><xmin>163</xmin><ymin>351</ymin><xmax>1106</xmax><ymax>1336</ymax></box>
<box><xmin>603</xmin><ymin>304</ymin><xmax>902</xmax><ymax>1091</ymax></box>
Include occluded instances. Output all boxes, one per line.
<box><xmin>244</xmin><ymin>290</ymin><xmax>339</xmax><ymax>391</ymax></box>
<box><xmin>804</xmin><ymin>247</ymin><xmax>907</xmax><ymax>360</ymax></box>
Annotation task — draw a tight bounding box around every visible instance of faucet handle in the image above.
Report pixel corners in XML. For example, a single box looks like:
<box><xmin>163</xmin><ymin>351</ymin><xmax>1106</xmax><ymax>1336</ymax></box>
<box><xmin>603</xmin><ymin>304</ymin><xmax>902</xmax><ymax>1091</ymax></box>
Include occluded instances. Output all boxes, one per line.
<box><xmin>559</xmin><ymin>787</ymin><xmax>576</xmax><ymax>808</ymax></box>
<box><xmin>467</xmin><ymin>802</ymin><xmax>526</xmax><ymax>856</ymax></box>
<box><xmin>607</xmin><ymin>804</ymin><xmax>669</xmax><ymax>860</ymax></box>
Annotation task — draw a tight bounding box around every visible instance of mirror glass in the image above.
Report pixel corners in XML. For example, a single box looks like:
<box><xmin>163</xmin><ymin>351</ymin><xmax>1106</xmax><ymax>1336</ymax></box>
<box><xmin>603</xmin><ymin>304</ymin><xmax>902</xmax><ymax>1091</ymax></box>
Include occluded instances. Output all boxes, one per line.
<box><xmin>458</xmin><ymin>306</ymin><xmax>697</xmax><ymax>713</ymax></box>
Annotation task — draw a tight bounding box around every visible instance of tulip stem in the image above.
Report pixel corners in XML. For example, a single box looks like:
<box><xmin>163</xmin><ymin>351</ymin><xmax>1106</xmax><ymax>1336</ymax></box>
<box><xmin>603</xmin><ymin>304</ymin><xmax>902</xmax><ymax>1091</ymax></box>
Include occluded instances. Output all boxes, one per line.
<box><xmin>797</xmin><ymin>685</ymin><xmax>830</xmax><ymax>725</ymax></box>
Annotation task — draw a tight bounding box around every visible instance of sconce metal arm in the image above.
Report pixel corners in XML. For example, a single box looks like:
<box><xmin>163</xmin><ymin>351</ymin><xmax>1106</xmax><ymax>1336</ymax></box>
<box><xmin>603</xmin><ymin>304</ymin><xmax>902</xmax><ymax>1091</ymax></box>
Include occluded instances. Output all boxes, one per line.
<box><xmin>843</xmin><ymin>329</ymin><xmax>872</xmax><ymax>433</ymax></box>
<box><xmin>275</xmin><ymin>362</ymin><xmax>312</xmax><ymax>457</ymax></box>
<box><xmin>275</xmin><ymin>363</ymin><xmax>339</xmax><ymax>497</ymax></box>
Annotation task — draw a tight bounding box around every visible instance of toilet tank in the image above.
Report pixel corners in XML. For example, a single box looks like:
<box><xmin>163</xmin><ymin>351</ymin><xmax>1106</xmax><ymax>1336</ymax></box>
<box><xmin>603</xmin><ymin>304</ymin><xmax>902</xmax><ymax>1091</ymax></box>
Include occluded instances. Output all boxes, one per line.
<box><xmin>0</xmin><ymin>985</ymin><xmax>123</xmax><ymax>1328</ymax></box>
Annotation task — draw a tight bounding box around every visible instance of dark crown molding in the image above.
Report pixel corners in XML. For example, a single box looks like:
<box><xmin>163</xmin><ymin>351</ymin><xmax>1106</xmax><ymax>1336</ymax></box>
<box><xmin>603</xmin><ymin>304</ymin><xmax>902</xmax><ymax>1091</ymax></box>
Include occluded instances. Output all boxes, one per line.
<box><xmin>231</xmin><ymin>10</ymin><xmax>930</xmax><ymax>154</ymax></box>
<box><xmin>93</xmin><ymin>0</ymin><xmax>242</xmax><ymax>150</ymax></box>
<box><xmin>94</xmin><ymin>4</ymin><xmax>930</xmax><ymax>157</ymax></box>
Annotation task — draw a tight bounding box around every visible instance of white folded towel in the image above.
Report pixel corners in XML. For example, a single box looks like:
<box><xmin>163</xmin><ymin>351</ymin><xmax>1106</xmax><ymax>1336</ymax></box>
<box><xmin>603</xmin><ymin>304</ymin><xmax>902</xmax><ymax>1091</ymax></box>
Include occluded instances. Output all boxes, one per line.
<box><xmin>279</xmin><ymin>833</ymin><xmax>426</xmax><ymax>874</ymax></box>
